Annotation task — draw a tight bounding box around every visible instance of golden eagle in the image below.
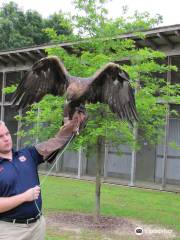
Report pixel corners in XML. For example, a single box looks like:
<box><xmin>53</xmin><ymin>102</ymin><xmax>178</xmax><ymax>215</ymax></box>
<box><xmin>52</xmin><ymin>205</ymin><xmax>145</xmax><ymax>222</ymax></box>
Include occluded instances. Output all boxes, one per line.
<box><xmin>11</xmin><ymin>56</ymin><xmax>138</xmax><ymax>123</ymax></box>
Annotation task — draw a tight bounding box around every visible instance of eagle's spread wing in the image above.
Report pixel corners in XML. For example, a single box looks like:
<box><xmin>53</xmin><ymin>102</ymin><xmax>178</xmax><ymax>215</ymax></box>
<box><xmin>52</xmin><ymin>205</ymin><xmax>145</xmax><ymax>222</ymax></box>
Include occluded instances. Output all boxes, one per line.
<box><xmin>11</xmin><ymin>56</ymin><xmax>69</xmax><ymax>109</ymax></box>
<box><xmin>82</xmin><ymin>63</ymin><xmax>138</xmax><ymax>122</ymax></box>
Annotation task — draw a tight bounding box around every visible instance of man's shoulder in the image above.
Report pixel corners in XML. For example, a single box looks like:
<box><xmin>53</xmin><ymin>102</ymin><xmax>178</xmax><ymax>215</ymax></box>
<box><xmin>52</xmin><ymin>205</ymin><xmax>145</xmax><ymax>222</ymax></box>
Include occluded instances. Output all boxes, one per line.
<box><xmin>20</xmin><ymin>146</ymin><xmax>44</xmax><ymax>164</ymax></box>
<box><xmin>16</xmin><ymin>146</ymin><xmax>35</xmax><ymax>154</ymax></box>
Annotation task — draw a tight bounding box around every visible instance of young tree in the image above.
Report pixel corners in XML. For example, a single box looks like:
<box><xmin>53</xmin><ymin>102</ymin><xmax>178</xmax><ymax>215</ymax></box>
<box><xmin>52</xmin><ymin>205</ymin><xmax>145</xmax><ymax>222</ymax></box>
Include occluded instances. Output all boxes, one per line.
<box><xmin>7</xmin><ymin>0</ymin><xmax>180</xmax><ymax>221</ymax></box>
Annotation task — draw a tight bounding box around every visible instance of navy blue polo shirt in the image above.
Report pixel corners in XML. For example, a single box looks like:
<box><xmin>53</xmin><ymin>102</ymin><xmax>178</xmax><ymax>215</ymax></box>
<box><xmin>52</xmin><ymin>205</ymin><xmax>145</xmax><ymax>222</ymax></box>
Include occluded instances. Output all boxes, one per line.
<box><xmin>0</xmin><ymin>146</ymin><xmax>44</xmax><ymax>220</ymax></box>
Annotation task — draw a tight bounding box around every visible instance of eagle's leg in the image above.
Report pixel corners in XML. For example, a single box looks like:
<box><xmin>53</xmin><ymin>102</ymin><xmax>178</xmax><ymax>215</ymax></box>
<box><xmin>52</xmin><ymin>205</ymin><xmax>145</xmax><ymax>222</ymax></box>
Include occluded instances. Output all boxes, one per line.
<box><xmin>63</xmin><ymin>101</ymin><xmax>86</xmax><ymax>125</ymax></box>
<box><xmin>62</xmin><ymin>102</ymin><xmax>71</xmax><ymax>125</ymax></box>
<box><xmin>76</xmin><ymin>104</ymin><xmax>86</xmax><ymax>113</ymax></box>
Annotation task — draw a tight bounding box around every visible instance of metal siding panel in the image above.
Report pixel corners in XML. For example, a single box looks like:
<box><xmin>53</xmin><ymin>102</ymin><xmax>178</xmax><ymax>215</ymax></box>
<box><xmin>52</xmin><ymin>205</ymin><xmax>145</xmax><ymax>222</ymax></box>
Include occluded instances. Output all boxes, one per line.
<box><xmin>156</xmin><ymin>118</ymin><xmax>180</xmax><ymax>181</ymax></box>
<box><xmin>107</xmin><ymin>152</ymin><xmax>131</xmax><ymax>174</ymax></box>
<box><xmin>166</xmin><ymin>157</ymin><xmax>180</xmax><ymax>180</ymax></box>
<box><xmin>62</xmin><ymin>151</ymin><xmax>79</xmax><ymax>170</ymax></box>
<box><xmin>155</xmin><ymin>157</ymin><xmax>163</xmax><ymax>178</ymax></box>
<box><xmin>168</xmin><ymin>119</ymin><xmax>180</xmax><ymax>156</ymax></box>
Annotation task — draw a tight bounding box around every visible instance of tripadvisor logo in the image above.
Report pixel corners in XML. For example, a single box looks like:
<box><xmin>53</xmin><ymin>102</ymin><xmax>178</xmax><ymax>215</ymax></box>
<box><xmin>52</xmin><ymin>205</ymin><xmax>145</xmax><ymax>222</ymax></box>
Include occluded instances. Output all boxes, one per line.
<box><xmin>135</xmin><ymin>227</ymin><xmax>143</xmax><ymax>235</ymax></box>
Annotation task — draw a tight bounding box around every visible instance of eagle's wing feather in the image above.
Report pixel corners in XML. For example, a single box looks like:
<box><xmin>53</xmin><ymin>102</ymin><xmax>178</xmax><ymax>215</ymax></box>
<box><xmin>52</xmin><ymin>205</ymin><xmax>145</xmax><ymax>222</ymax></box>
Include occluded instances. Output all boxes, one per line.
<box><xmin>84</xmin><ymin>63</ymin><xmax>138</xmax><ymax>122</ymax></box>
<box><xmin>11</xmin><ymin>56</ymin><xmax>69</xmax><ymax>108</ymax></box>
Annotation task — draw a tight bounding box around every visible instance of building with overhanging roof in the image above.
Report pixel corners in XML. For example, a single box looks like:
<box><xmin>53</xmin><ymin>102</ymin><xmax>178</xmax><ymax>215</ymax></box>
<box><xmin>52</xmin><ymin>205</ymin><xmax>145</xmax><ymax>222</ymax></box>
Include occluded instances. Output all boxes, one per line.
<box><xmin>0</xmin><ymin>24</ymin><xmax>180</xmax><ymax>191</ymax></box>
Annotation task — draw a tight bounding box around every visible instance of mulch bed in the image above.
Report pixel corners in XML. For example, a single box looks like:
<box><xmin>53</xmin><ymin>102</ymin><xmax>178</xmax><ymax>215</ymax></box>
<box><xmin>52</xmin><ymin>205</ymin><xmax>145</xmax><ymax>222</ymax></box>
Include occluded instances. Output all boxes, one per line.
<box><xmin>46</xmin><ymin>212</ymin><xmax>135</xmax><ymax>231</ymax></box>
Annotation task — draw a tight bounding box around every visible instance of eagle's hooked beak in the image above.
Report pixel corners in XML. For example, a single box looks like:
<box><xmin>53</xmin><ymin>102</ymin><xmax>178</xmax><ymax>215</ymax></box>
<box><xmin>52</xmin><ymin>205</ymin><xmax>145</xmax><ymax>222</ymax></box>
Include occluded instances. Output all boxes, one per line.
<box><xmin>66</xmin><ymin>86</ymin><xmax>72</xmax><ymax>102</ymax></box>
<box><xmin>66</xmin><ymin>93</ymin><xmax>74</xmax><ymax>104</ymax></box>
<box><xmin>65</xmin><ymin>97</ymin><xmax>71</xmax><ymax>105</ymax></box>
<box><xmin>66</xmin><ymin>89</ymin><xmax>78</xmax><ymax>103</ymax></box>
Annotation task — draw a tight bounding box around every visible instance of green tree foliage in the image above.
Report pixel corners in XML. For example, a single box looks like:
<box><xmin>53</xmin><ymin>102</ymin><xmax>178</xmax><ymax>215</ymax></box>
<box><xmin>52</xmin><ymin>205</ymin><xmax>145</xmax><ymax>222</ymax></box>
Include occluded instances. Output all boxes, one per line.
<box><xmin>72</xmin><ymin>0</ymin><xmax>162</xmax><ymax>37</ymax></box>
<box><xmin>44</xmin><ymin>12</ymin><xmax>73</xmax><ymax>36</ymax></box>
<box><xmin>15</xmin><ymin>95</ymin><xmax>65</xmax><ymax>145</ymax></box>
<box><xmin>0</xmin><ymin>1</ymin><xmax>73</xmax><ymax>50</ymax></box>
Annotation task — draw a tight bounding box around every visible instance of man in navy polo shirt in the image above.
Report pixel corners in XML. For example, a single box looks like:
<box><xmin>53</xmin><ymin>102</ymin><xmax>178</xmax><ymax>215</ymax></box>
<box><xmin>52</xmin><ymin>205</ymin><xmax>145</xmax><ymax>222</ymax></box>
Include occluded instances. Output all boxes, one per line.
<box><xmin>0</xmin><ymin>110</ymin><xmax>86</xmax><ymax>240</ymax></box>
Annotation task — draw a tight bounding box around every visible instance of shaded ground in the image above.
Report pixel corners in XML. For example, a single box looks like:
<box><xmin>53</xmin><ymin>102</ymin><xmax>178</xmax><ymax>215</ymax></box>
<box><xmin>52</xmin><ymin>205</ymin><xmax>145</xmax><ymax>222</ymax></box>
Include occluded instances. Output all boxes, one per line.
<box><xmin>46</xmin><ymin>212</ymin><xmax>179</xmax><ymax>240</ymax></box>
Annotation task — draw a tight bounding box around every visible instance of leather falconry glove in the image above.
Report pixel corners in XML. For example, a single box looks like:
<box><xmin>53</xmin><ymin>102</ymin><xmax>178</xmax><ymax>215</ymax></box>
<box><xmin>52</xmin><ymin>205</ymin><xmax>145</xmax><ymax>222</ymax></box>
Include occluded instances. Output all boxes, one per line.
<box><xmin>35</xmin><ymin>106</ymin><xmax>87</xmax><ymax>162</ymax></box>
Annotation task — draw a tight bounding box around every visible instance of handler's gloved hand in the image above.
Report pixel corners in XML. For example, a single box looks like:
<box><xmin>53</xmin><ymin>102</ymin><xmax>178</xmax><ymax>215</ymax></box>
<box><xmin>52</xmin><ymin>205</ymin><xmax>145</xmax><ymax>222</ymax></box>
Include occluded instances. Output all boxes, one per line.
<box><xmin>63</xmin><ymin>105</ymin><xmax>87</xmax><ymax>134</ymax></box>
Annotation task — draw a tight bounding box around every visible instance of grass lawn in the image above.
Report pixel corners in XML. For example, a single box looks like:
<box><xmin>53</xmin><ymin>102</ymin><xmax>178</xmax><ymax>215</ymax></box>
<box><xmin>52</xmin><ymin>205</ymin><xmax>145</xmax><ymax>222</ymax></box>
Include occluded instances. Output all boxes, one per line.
<box><xmin>40</xmin><ymin>175</ymin><xmax>180</xmax><ymax>239</ymax></box>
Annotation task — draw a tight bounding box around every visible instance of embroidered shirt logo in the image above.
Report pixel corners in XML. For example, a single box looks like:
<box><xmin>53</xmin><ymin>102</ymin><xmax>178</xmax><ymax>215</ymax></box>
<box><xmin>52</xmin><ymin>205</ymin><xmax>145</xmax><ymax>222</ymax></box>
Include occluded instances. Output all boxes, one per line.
<box><xmin>0</xmin><ymin>166</ymin><xmax>4</xmax><ymax>172</ymax></box>
<box><xmin>18</xmin><ymin>155</ymin><xmax>27</xmax><ymax>162</ymax></box>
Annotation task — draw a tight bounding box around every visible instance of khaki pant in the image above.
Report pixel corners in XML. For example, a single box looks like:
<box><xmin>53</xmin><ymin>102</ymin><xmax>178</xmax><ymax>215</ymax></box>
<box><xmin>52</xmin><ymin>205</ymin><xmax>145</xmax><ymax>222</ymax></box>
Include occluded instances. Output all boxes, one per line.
<box><xmin>0</xmin><ymin>215</ymin><xmax>46</xmax><ymax>240</ymax></box>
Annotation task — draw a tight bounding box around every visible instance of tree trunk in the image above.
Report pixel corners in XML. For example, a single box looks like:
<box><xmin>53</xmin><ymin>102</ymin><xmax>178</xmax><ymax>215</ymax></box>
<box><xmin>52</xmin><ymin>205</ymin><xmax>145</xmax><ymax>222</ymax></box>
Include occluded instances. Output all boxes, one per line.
<box><xmin>94</xmin><ymin>137</ymin><xmax>104</xmax><ymax>222</ymax></box>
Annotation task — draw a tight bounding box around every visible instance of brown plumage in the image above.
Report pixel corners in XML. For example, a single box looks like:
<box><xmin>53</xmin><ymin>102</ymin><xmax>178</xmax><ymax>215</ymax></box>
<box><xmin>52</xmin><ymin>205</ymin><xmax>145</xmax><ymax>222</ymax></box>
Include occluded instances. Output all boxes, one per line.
<box><xmin>11</xmin><ymin>56</ymin><xmax>138</xmax><ymax>123</ymax></box>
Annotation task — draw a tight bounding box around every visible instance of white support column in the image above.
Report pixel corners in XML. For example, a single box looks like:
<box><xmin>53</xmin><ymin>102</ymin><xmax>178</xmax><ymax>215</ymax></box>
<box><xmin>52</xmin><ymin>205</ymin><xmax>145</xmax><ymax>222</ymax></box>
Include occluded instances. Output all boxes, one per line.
<box><xmin>1</xmin><ymin>71</ymin><xmax>6</xmax><ymax>121</ymax></box>
<box><xmin>55</xmin><ymin>154</ymin><xmax>60</xmax><ymax>172</ymax></box>
<box><xmin>129</xmin><ymin>126</ymin><xmax>137</xmax><ymax>186</ymax></box>
<box><xmin>103</xmin><ymin>143</ymin><xmax>108</xmax><ymax>179</ymax></box>
<box><xmin>35</xmin><ymin>107</ymin><xmax>40</xmax><ymax>144</ymax></box>
<box><xmin>16</xmin><ymin>108</ymin><xmax>22</xmax><ymax>150</ymax></box>
<box><xmin>129</xmin><ymin>78</ymin><xmax>139</xmax><ymax>187</ymax></box>
<box><xmin>161</xmin><ymin>105</ymin><xmax>170</xmax><ymax>190</ymax></box>
<box><xmin>161</xmin><ymin>56</ymin><xmax>171</xmax><ymax>190</ymax></box>
<box><xmin>16</xmin><ymin>70</ymin><xmax>23</xmax><ymax>150</ymax></box>
<box><xmin>83</xmin><ymin>152</ymin><xmax>88</xmax><ymax>175</ymax></box>
<box><xmin>78</xmin><ymin>147</ymin><xmax>83</xmax><ymax>178</ymax></box>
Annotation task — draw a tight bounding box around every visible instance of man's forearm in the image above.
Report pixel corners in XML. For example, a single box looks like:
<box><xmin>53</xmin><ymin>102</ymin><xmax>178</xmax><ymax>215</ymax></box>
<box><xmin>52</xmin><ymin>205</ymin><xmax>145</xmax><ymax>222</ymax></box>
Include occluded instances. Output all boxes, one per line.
<box><xmin>35</xmin><ymin>124</ymin><xmax>75</xmax><ymax>159</ymax></box>
<box><xmin>0</xmin><ymin>186</ymin><xmax>40</xmax><ymax>213</ymax></box>
<box><xmin>0</xmin><ymin>194</ymin><xmax>26</xmax><ymax>213</ymax></box>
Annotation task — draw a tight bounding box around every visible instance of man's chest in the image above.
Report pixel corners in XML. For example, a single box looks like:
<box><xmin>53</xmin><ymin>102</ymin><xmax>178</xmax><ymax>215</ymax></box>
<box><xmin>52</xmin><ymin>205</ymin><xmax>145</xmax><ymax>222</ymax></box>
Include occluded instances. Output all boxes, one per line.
<box><xmin>0</xmin><ymin>153</ymin><xmax>37</xmax><ymax>194</ymax></box>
